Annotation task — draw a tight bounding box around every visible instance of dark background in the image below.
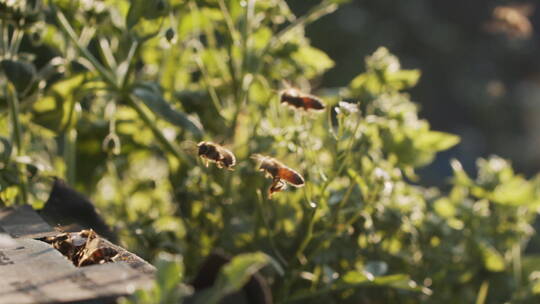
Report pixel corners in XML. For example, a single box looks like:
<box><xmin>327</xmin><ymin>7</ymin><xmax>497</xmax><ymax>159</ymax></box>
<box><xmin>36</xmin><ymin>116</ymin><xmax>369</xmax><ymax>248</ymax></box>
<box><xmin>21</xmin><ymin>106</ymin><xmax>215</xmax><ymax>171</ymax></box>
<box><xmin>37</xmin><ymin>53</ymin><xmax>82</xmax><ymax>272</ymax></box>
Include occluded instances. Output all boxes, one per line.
<box><xmin>289</xmin><ymin>0</ymin><xmax>540</xmax><ymax>185</ymax></box>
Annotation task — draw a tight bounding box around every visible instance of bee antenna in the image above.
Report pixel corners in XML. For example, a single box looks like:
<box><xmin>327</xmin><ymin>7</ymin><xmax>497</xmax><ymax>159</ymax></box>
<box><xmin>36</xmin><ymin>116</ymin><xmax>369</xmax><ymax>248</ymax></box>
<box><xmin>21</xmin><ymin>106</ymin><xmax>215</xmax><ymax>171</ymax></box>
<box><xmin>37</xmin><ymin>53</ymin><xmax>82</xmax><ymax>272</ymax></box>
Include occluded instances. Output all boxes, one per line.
<box><xmin>281</xmin><ymin>80</ymin><xmax>292</xmax><ymax>89</ymax></box>
<box><xmin>250</xmin><ymin>154</ymin><xmax>265</xmax><ymax>161</ymax></box>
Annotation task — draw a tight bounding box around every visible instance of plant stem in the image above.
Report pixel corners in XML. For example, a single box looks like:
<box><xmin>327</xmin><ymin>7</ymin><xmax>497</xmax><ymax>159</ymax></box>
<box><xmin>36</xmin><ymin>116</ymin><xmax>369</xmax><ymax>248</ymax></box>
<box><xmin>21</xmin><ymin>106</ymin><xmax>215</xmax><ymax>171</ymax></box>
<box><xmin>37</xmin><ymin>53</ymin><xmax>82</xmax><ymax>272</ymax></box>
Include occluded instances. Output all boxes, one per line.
<box><xmin>54</xmin><ymin>8</ymin><xmax>118</xmax><ymax>89</ymax></box>
<box><xmin>512</xmin><ymin>242</ymin><xmax>522</xmax><ymax>287</ymax></box>
<box><xmin>330</xmin><ymin>182</ymin><xmax>355</xmax><ymax>225</ymax></box>
<box><xmin>9</xmin><ymin>27</ymin><xmax>23</xmax><ymax>55</ymax></box>
<box><xmin>6</xmin><ymin>85</ymin><xmax>28</xmax><ymax>204</ymax></box>
<box><xmin>63</xmin><ymin>129</ymin><xmax>77</xmax><ymax>186</ymax></box>
<box><xmin>1</xmin><ymin>20</ymin><xmax>9</xmax><ymax>57</ymax></box>
<box><xmin>294</xmin><ymin>207</ymin><xmax>317</xmax><ymax>261</ymax></box>
<box><xmin>255</xmin><ymin>190</ymin><xmax>287</xmax><ymax>266</ymax></box>
<box><xmin>126</xmin><ymin>94</ymin><xmax>185</xmax><ymax>163</ymax></box>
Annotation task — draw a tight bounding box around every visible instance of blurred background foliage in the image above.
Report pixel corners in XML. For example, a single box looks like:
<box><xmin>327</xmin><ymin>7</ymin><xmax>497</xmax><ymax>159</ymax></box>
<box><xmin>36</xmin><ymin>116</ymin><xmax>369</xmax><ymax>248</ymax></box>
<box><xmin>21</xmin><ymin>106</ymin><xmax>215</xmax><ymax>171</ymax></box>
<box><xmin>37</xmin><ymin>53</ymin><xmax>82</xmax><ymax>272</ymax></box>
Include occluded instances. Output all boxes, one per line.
<box><xmin>2</xmin><ymin>0</ymin><xmax>540</xmax><ymax>303</ymax></box>
<box><xmin>289</xmin><ymin>0</ymin><xmax>540</xmax><ymax>182</ymax></box>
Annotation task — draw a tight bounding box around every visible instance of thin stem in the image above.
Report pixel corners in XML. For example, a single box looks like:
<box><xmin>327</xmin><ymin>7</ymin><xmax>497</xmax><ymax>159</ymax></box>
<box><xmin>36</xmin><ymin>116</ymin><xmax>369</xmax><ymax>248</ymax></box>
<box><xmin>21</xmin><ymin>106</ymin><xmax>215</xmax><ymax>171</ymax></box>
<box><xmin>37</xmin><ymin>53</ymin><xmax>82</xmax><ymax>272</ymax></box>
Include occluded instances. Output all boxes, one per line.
<box><xmin>294</xmin><ymin>207</ymin><xmax>317</xmax><ymax>261</ymax></box>
<box><xmin>63</xmin><ymin>129</ymin><xmax>77</xmax><ymax>185</ymax></box>
<box><xmin>255</xmin><ymin>190</ymin><xmax>287</xmax><ymax>266</ymax></box>
<box><xmin>335</xmin><ymin>117</ymin><xmax>362</xmax><ymax>177</ymax></box>
<box><xmin>306</xmin><ymin>182</ymin><xmax>382</xmax><ymax>261</ymax></box>
<box><xmin>191</xmin><ymin>44</ymin><xmax>226</xmax><ymax>117</ymax></box>
<box><xmin>9</xmin><ymin>27</ymin><xmax>24</xmax><ymax>55</ymax></box>
<box><xmin>189</xmin><ymin>1</ymin><xmax>230</xmax><ymax>82</ymax></box>
<box><xmin>54</xmin><ymin>8</ymin><xmax>118</xmax><ymax>89</ymax></box>
<box><xmin>475</xmin><ymin>280</ymin><xmax>489</xmax><ymax>304</ymax></box>
<box><xmin>512</xmin><ymin>242</ymin><xmax>522</xmax><ymax>287</ymax></box>
<box><xmin>1</xmin><ymin>20</ymin><xmax>9</xmax><ymax>57</ymax></box>
<box><xmin>217</xmin><ymin>0</ymin><xmax>241</xmax><ymax>44</ymax></box>
<box><xmin>119</xmin><ymin>40</ymin><xmax>139</xmax><ymax>90</ymax></box>
<box><xmin>126</xmin><ymin>94</ymin><xmax>186</xmax><ymax>163</ymax></box>
<box><xmin>6</xmin><ymin>85</ymin><xmax>28</xmax><ymax>204</ymax></box>
<box><xmin>262</xmin><ymin>1</ymin><xmax>337</xmax><ymax>58</ymax></box>
<box><xmin>330</xmin><ymin>182</ymin><xmax>355</xmax><ymax>226</ymax></box>
<box><xmin>99</xmin><ymin>37</ymin><xmax>118</xmax><ymax>70</ymax></box>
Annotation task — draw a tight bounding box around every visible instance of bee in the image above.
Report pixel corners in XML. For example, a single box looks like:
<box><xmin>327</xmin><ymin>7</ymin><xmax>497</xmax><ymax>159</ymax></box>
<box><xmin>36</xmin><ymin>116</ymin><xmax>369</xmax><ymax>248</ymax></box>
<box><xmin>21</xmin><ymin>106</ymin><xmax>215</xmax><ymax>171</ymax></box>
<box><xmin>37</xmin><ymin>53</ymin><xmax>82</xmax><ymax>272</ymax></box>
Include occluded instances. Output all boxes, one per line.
<box><xmin>280</xmin><ymin>88</ymin><xmax>325</xmax><ymax>111</ymax></box>
<box><xmin>485</xmin><ymin>4</ymin><xmax>533</xmax><ymax>39</ymax></box>
<box><xmin>252</xmin><ymin>154</ymin><xmax>305</xmax><ymax>198</ymax></box>
<box><xmin>197</xmin><ymin>141</ymin><xmax>236</xmax><ymax>170</ymax></box>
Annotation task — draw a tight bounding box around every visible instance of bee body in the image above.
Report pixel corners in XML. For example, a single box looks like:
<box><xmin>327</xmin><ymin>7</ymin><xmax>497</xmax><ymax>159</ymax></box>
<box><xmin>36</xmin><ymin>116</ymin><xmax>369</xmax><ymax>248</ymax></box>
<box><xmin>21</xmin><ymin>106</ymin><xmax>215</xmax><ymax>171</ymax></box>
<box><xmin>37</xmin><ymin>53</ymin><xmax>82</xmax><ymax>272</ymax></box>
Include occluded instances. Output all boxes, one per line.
<box><xmin>252</xmin><ymin>154</ymin><xmax>305</xmax><ymax>197</ymax></box>
<box><xmin>280</xmin><ymin>88</ymin><xmax>325</xmax><ymax>111</ymax></box>
<box><xmin>198</xmin><ymin>142</ymin><xmax>236</xmax><ymax>170</ymax></box>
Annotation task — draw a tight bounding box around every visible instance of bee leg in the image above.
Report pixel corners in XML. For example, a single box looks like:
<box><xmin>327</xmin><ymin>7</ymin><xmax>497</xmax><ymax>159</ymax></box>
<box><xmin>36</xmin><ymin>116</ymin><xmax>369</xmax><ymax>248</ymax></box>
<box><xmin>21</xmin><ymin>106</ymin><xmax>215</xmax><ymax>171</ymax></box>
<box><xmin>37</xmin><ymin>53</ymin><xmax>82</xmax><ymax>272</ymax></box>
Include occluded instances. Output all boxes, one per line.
<box><xmin>274</xmin><ymin>180</ymin><xmax>286</xmax><ymax>192</ymax></box>
<box><xmin>268</xmin><ymin>178</ymin><xmax>286</xmax><ymax>198</ymax></box>
<box><xmin>205</xmin><ymin>160</ymin><xmax>209</xmax><ymax>167</ymax></box>
<box><xmin>268</xmin><ymin>179</ymin><xmax>278</xmax><ymax>199</ymax></box>
<box><xmin>217</xmin><ymin>162</ymin><xmax>223</xmax><ymax>169</ymax></box>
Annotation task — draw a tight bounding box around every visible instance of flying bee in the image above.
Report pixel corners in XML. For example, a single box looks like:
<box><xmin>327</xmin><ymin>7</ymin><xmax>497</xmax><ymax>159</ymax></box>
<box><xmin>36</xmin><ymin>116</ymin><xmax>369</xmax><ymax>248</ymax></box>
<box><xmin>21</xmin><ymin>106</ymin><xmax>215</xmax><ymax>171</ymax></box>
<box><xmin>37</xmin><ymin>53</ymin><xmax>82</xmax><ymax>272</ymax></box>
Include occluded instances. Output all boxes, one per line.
<box><xmin>252</xmin><ymin>154</ymin><xmax>305</xmax><ymax>198</ymax></box>
<box><xmin>197</xmin><ymin>141</ymin><xmax>236</xmax><ymax>170</ymax></box>
<box><xmin>280</xmin><ymin>88</ymin><xmax>325</xmax><ymax>111</ymax></box>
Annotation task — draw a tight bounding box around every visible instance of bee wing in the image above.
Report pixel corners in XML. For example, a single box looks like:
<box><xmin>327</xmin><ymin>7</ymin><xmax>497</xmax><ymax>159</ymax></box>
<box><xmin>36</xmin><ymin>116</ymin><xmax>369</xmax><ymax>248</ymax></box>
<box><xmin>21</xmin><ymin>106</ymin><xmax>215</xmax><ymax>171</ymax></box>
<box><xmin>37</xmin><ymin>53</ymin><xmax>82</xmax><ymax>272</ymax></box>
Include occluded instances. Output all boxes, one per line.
<box><xmin>278</xmin><ymin>167</ymin><xmax>305</xmax><ymax>187</ymax></box>
<box><xmin>180</xmin><ymin>140</ymin><xmax>199</xmax><ymax>155</ymax></box>
<box><xmin>250</xmin><ymin>154</ymin><xmax>266</xmax><ymax>163</ymax></box>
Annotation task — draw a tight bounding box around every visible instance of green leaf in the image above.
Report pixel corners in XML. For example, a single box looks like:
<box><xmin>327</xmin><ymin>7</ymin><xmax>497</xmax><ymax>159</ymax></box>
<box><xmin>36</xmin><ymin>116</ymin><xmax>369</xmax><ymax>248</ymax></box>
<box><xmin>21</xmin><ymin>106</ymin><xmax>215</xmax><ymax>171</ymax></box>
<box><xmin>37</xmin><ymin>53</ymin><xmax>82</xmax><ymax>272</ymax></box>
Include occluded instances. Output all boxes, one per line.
<box><xmin>291</xmin><ymin>46</ymin><xmax>334</xmax><ymax>78</ymax></box>
<box><xmin>347</xmin><ymin>168</ymin><xmax>368</xmax><ymax>201</ymax></box>
<box><xmin>155</xmin><ymin>252</ymin><xmax>184</xmax><ymax>294</ymax></box>
<box><xmin>195</xmin><ymin>252</ymin><xmax>270</xmax><ymax>304</ymax></box>
<box><xmin>127</xmin><ymin>0</ymin><xmax>168</xmax><ymax>29</ymax></box>
<box><xmin>216</xmin><ymin>252</ymin><xmax>270</xmax><ymax>294</ymax></box>
<box><xmin>152</xmin><ymin>216</ymin><xmax>186</xmax><ymax>238</ymax></box>
<box><xmin>342</xmin><ymin>271</ymin><xmax>423</xmax><ymax>291</ymax></box>
<box><xmin>31</xmin><ymin>74</ymin><xmax>84</xmax><ymax>133</ymax></box>
<box><xmin>1</xmin><ymin>59</ymin><xmax>36</xmax><ymax>94</ymax></box>
<box><xmin>433</xmin><ymin>198</ymin><xmax>456</xmax><ymax>218</ymax></box>
<box><xmin>479</xmin><ymin>242</ymin><xmax>505</xmax><ymax>272</ymax></box>
<box><xmin>126</xmin><ymin>0</ymin><xmax>146</xmax><ymax>29</ymax></box>
<box><xmin>415</xmin><ymin>131</ymin><xmax>460</xmax><ymax>152</ymax></box>
<box><xmin>450</xmin><ymin>159</ymin><xmax>473</xmax><ymax>186</ymax></box>
<box><xmin>490</xmin><ymin>176</ymin><xmax>535</xmax><ymax>206</ymax></box>
<box><xmin>342</xmin><ymin>271</ymin><xmax>369</xmax><ymax>284</ymax></box>
<box><xmin>386</xmin><ymin>69</ymin><xmax>421</xmax><ymax>90</ymax></box>
<box><xmin>133</xmin><ymin>86</ymin><xmax>203</xmax><ymax>137</ymax></box>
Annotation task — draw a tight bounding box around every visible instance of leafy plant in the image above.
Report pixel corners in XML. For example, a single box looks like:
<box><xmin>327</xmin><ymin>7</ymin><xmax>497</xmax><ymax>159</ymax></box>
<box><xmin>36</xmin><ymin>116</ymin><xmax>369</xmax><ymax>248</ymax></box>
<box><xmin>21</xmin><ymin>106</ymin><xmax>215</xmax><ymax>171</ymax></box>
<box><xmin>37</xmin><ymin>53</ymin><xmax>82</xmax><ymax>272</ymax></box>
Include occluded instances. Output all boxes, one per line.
<box><xmin>1</xmin><ymin>0</ymin><xmax>540</xmax><ymax>303</ymax></box>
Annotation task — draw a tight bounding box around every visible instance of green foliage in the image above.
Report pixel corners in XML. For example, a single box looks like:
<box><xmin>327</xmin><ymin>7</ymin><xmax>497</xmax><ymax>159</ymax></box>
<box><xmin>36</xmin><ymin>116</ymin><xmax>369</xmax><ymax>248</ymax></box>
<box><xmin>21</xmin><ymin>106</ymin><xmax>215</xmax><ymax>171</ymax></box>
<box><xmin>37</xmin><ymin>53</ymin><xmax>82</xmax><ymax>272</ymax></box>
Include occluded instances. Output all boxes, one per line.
<box><xmin>193</xmin><ymin>252</ymin><xmax>271</xmax><ymax>304</ymax></box>
<box><xmin>120</xmin><ymin>252</ymin><xmax>191</xmax><ymax>304</ymax></box>
<box><xmin>1</xmin><ymin>0</ymin><xmax>540</xmax><ymax>303</ymax></box>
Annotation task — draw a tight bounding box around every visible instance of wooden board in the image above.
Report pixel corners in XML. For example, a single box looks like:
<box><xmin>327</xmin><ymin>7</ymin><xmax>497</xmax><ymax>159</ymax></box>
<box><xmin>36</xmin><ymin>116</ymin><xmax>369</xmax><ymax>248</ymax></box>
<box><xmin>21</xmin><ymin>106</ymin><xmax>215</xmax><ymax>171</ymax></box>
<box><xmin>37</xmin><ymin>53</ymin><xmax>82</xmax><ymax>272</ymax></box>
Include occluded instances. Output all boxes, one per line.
<box><xmin>0</xmin><ymin>206</ymin><xmax>154</xmax><ymax>304</ymax></box>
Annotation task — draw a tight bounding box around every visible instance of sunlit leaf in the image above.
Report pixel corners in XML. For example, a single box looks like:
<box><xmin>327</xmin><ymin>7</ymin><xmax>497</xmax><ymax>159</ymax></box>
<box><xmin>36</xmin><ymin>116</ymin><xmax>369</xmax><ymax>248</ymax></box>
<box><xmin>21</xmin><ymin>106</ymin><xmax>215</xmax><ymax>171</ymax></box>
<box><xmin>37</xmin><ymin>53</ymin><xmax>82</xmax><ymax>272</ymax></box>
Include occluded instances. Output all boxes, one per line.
<box><xmin>386</xmin><ymin>69</ymin><xmax>421</xmax><ymax>90</ymax></box>
<box><xmin>215</xmin><ymin>252</ymin><xmax>270</xmax><ymax>293</ymax></box>
<box><xmin>153</xmin><ymin>216</ymin><xmax>186</xmax><ymax>238</ymax></box>
<box><xmin>133</xmin><ymin>86</ymin><xmax>203</xmax><ymax>137</ymax></box>
<box><xmin>194</xmin><ymin>252</ymin><xmax>270</xmax><ymax>304</ymax></box>
<box><xmin>490</xmin><ymin>176</ymin><xmax>534</xmax><ymax>206</ymax></box>
<box><xmin>155</xmin><ymin>252</ymin><xmax>184</xmax><ymax>293</ymax></box>
<box><xmin>416</xmin><ymin>131</ymin><xmax>460</xmax><ymax>152</ymax></box>
<box><xmin>479</xmin><ymin>242</ymin><xmax>505</xmax><ymax>272</ymax></box>
<box><xmin>291</xmin><ymin>46</ymin><xmax>334</xmax><ymax>78</ymax></box>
